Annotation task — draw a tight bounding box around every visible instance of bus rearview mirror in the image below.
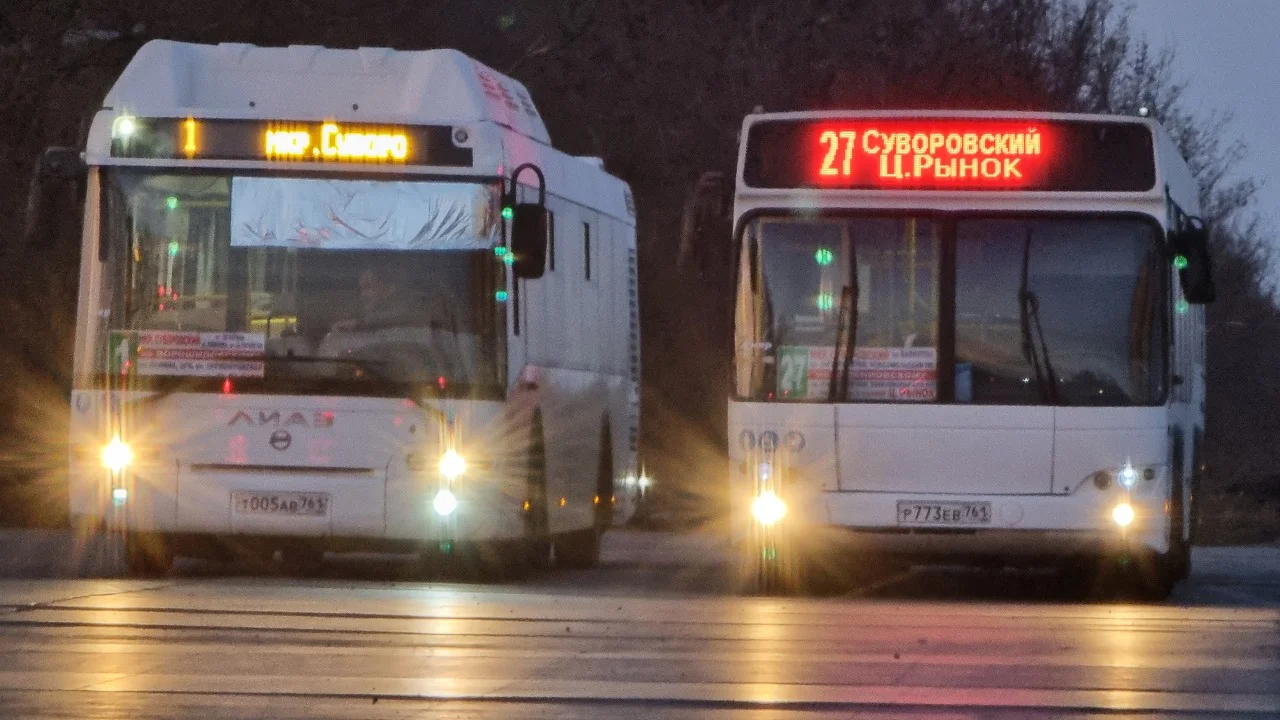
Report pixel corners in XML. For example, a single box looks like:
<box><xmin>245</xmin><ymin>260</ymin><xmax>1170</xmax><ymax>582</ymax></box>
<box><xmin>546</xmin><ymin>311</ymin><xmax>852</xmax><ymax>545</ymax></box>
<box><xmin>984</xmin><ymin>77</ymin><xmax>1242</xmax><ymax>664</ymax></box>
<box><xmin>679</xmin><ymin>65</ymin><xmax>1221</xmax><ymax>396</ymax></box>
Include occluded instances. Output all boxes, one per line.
<box><xmin>39</xmin><ymin>147</ymin><xmax>87</xmax><ymax>180</ymax></box>
<box><xmin>23</xmin><ymin>146</ymin><xmax>87</xmax><ymax>248</ymax></box>
<box><xmin>510</xmin><ymin>203</ymin><xmax>547</xmax><ymax>280</ymax></box>
<box><xmin>678</xmin><ymin>170</ymin><xmax>729</xmax><ymax>273</ymax></box>
<box><xmin>1171</xmin><ymin>222</ymin><xmax>1215</xmax><ymax>305</ymax></box>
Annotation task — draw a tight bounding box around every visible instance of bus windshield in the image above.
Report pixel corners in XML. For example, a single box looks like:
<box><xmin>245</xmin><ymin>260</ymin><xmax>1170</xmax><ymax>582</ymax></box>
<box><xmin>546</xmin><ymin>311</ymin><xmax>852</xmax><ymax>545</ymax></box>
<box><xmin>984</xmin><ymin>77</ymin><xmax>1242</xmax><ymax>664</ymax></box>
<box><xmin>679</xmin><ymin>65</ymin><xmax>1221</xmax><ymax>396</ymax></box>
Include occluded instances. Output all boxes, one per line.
<box><xmin>94</xmin><ymin>169</ymin><xmax>508</xmax><ymax>398</ymax></box>
<box><xmin>734</xmin><ymin>214</ymin><xmax>1167</xmax><ymax>406</ymax></box>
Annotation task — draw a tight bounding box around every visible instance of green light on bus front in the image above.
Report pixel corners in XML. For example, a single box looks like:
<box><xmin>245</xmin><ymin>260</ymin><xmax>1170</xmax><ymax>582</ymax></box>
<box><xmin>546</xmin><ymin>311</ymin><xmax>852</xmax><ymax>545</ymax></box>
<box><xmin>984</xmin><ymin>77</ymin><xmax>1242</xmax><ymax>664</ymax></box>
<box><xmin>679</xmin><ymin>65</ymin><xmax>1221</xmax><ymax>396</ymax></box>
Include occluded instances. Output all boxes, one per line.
<box><xmin>501</xmin><ymin>206</ymin><xmax>514</xmax><ymax>221</ymax></box>
<box><xmin>165</xmin><ymin>196</ymin><xmax>179</xmax><ymax>211</ymax></box>
<box><xmin>167</xmin><ymin>240</ymin><xmax>180</xmax><ymax>257</ymax></box>
<box><xmin>494</xmin><ymin>246</ymin><xmax>508</xmax><ymax>258</ymax></box>
<box><xmin>1176</xmin><ymin>299</ymin><xmax>1190</xmax><ymax>314</ymax></box>
<box><xmin>815</xmin><ymin>248</ymin><xmax>834</xmax><ymax>266</ymax></box>
<box><xmin>1173</xmin><ymin>254</ymin><xmax>1189</xmax><ymax>270</ymax></box>
<box><xmin>815</xmin><ymin>293</ymin><xmax>834</xmax><ymax>311</ymax></box>
<box><xmin>495</xmin><ymin>290</ymin><xmax>508</xmax><ymax>303</ymax></box>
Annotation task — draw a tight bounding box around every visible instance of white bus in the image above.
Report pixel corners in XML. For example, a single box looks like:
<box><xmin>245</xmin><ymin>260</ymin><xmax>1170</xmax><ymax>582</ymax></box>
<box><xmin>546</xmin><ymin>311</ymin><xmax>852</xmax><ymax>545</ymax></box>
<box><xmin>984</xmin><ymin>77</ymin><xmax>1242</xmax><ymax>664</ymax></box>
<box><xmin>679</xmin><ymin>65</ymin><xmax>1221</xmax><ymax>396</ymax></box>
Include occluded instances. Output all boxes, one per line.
<box><xmin>716</xmin><ymin>110</ymin><xmax>1214</xmax><ymax>597</ymax></box>
<box><xmin>29</xmin><ymin>40</ymin><xmax>642</xmax><ymax>575</ymax></box>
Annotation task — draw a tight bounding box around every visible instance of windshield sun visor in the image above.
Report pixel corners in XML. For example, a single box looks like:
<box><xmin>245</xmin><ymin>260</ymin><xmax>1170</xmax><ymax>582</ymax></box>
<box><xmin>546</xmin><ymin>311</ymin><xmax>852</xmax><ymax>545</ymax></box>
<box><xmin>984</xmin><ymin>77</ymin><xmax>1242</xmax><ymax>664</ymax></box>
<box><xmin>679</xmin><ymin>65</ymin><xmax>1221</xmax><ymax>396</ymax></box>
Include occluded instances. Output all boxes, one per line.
<box><xmin>230</xmin><ymin>177</ymin><xmax>501</xmax><ymax>251</ymax></box>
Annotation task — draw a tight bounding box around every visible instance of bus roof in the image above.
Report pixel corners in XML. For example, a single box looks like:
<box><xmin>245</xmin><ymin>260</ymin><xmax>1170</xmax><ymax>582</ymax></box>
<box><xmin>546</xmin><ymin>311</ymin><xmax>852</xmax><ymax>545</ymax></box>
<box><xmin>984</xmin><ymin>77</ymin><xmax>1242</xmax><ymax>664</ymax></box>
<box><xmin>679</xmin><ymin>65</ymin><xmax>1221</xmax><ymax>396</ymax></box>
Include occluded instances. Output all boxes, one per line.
<box><xmin>100</xmin><ymin>40</ymin><xmax>549</xmax><ymax>143</ymax></box>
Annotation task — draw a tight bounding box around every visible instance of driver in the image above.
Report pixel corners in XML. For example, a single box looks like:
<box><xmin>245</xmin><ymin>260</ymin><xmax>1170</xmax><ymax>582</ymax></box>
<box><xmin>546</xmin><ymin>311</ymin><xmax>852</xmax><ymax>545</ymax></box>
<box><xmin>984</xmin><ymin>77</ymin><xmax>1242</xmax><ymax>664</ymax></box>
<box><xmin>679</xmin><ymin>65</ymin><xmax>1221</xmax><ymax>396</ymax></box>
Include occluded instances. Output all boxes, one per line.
<box><xmin>332</xmin><ymin>264</ymin><xmax>421</xmax><ymax>331</ymax></box>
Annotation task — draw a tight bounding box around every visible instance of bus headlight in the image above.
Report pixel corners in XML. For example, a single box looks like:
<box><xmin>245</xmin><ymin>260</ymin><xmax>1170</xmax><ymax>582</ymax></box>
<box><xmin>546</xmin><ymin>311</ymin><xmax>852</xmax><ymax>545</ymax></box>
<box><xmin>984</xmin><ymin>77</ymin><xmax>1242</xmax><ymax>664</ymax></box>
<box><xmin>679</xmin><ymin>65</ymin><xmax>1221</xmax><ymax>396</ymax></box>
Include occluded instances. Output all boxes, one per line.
<box><xmin>1117</xmin><ymin>463</ymin><xmax>1138</xmax><ymax>490</ymax></box>
<box><xmin>112</xmin><ymin>114</ymin><xmax>137</xmax><ymax>139</ymax></box>
<box><xmin>751</xmin><ymin>491</ymin><xmax>787</xmax><ymax>526</ymax></box>
<box><xmin>101</xmin><ymin>437</ymin><xmax>133</xmax><ymax>472</ymax></box>
<box><xmin>1112</xmin><ymin>502</ymin><xmax>1135</xmax><ymax>527</ymax></box>
<box><xmin>438</xmin><ymin>449</ymin><xmax>466</xmax><ymax>479</ymax></box>
<box><xmin>433</xmin><ymin>488</ymin><xmax>458</xmax><ymax>516</ymax></box>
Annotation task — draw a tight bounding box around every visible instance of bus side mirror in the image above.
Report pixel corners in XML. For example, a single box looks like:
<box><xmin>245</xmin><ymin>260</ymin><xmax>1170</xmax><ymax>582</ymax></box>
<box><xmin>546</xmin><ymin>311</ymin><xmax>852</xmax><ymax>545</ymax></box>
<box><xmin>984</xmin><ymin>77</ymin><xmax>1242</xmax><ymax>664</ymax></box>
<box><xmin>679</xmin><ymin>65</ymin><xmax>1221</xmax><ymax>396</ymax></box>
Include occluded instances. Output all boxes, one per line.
<box><xmin>1170</xmin><ymin>219</ymin><xmax>1215</xmax><ymax>304</ymax></box>
<box><xmin>678</xmin><ymin>170</ymin><xmax>729</xmax><ymax>273</ymax></box>
<box><xmin>40</xmin><ymin>147</ymin><xmax>87</xmax><ymax>181</ymax></box>
<box><xmin>510</xmin><ymin>202</ymin><xmax>548</xmax><ymax>280</ymax></box>
<box><xmin>23</xmin><ymin>146</ymin><xmax>87</xmax><ymax>248</ymax></box>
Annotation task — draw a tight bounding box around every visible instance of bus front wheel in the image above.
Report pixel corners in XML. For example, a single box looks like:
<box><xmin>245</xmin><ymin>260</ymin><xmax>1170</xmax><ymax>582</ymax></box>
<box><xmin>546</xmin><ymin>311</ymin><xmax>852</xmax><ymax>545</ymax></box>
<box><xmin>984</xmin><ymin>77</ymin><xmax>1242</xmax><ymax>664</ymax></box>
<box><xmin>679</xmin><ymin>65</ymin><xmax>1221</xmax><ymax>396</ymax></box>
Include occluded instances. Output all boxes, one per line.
<box><xmin>554</xmin><ymin>421</ymin><xmax>612</xmax><ymax>570</ymax></box>
<box><xmin>124</xmin><ymin>532</ymin><xmax>173</xmax><ymax>577</ymax></box>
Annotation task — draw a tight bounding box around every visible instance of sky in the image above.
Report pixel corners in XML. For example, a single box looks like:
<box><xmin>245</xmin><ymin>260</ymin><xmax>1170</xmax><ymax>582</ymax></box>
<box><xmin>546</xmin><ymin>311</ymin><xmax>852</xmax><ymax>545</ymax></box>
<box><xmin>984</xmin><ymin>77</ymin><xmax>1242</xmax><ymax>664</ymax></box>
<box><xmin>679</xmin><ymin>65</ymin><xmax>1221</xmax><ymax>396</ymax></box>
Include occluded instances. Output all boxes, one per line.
<box><xmin>1127</xmin><ymin>0</ymin><xmax>1280</xmax><ymax>230</ymax></box>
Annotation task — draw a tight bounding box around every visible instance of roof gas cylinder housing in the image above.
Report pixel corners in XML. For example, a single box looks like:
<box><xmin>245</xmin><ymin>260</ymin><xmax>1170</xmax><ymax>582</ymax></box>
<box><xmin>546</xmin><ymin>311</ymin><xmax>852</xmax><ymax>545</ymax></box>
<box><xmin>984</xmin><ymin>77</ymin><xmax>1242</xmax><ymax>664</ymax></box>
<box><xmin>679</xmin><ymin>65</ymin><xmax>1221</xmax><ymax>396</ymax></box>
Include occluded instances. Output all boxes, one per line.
<box><xmin>86</xmin><ymin>40</ymin><xmax>550</xmax><ymax>170</ymax></box>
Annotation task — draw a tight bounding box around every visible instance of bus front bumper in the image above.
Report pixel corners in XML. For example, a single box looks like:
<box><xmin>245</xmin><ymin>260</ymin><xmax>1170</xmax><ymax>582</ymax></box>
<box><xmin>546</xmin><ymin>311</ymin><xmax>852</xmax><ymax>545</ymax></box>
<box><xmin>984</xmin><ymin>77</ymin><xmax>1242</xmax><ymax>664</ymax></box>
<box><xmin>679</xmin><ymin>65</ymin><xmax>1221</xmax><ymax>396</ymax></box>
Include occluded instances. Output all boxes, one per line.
<box><xmin>735</xmin><ymin>489</ymin><xmax>1171</xmax><ymax>560</ymax></box>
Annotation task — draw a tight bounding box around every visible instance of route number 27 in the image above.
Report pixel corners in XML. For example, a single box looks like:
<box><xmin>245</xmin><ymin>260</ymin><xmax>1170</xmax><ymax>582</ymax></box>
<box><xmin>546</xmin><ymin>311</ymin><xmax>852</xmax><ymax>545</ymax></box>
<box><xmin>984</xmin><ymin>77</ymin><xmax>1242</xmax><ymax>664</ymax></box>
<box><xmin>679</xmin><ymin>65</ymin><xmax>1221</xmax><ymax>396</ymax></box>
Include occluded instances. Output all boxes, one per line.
<box><xmin>819</xmin><ymin>130</ymin><xmax>858</xmax><ymax>177</ymax></box>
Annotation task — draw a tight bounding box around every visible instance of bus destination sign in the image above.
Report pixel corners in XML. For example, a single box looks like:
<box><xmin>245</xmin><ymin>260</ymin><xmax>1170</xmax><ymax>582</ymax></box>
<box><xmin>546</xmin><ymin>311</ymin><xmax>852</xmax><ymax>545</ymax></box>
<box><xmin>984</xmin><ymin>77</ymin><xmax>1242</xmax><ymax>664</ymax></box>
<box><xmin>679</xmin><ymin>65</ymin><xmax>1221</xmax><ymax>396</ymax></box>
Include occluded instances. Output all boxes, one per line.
<box><xmin>109</xmin><ymin>117</ymin><xmax>472</xmax><ymax>167</ymax></box>
<box><xmin>743</xmin><ymin>118</ymin><xmax>1155</xmax><ymax>192</ymax></box>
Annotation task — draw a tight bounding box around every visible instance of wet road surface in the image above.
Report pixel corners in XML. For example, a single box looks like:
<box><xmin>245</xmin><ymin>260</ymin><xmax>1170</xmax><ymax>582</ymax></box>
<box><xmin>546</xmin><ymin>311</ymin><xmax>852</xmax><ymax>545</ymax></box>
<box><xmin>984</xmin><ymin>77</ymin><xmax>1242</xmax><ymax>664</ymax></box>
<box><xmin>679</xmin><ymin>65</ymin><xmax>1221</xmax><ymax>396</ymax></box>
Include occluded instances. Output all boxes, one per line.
<box><xmin>0</xmin><ymin>531</ymin><xmax>1276</xmax><ymax>719</ymax></box>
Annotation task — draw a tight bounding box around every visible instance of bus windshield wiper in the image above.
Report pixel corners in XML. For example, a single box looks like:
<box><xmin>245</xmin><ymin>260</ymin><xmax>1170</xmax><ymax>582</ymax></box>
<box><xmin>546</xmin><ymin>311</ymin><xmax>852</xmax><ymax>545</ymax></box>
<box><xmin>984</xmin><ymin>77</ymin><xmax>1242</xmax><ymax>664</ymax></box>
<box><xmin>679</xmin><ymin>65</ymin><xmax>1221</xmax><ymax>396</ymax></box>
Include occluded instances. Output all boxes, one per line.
<box><xmin>828</xmin><ymin>283</ymin><xmax>859</xmax><ymax>402</ymax></box>
<box><xmin>265</xmin><ymin>355</ymin><xmax>451</xmax><ymax>420</ymax></box>
<box><xmin>1019</xmin><ymin>230</ymin><xmax>1060</xmax><ymax>404</ymax></box>
<box><xmin>264</xmin><ymin>354</ymin><xmax>392</xmax><ymax>382</ymax></box>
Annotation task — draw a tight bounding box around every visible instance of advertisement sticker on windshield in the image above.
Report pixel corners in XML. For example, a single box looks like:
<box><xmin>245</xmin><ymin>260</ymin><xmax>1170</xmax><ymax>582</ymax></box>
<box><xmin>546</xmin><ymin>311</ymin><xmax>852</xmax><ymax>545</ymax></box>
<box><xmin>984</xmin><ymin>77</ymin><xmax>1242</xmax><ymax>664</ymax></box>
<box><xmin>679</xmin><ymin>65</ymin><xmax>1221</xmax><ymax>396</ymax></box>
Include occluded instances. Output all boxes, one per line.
<box><xmin>110</xmin><ymin>331</ymin><xmax>266</xmax><ymax>377</ymax></box>
<box><xmin>781</xmin><ymin>346</ymin><xmax>937</xmax><ymax>401</ymax></box>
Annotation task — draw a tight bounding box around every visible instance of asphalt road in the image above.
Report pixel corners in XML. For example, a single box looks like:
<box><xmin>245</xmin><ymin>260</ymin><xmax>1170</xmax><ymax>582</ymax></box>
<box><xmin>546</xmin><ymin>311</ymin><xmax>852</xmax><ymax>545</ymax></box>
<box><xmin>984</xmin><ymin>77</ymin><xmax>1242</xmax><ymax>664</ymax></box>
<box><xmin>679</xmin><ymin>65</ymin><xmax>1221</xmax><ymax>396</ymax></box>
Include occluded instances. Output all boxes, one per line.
<box><xmin>0</xmin><ymin>530</ymin><xmax>1277</xmax><ymax>719</ymax></box>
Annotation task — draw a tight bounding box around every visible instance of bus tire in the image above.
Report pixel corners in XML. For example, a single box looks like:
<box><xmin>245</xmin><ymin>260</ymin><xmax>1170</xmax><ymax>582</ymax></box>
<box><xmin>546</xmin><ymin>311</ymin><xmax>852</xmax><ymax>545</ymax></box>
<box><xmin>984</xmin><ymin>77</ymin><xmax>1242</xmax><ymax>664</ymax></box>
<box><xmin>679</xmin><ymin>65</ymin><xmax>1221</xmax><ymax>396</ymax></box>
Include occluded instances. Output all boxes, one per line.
<box><xmin>1057</xmin><ymin>556</ymin><xmax>1102</xmax><ymax>600</ymax></box>
<box><xmin>124</xmin><ymin>532</ymin><xmax>172</xmax><ymax>578</ymax></box>
<box><xmin>555</xmin><ymin>420</ymin><xmax>613</xmax><ymax>570</ymax></box>
<box><xmin>594</xmin><ymin>420</ymin><xmax>614</xmax><ymax>533</ymax></box>
<box><xmin>1107</xmin><ymin>550</ymin><xmax>1175</xmax><ymax>602</ymax></box>
<box><xmin>278</xmin><ymin>544</ymin><xmax>325</xmax><ymax>575</ymax></box>
<box><xmin>740</xmin><ymin>527</ymin><xmax>809</xmax><ymax>596</ymax></box>
<box><xmin>520</xmin><ymin>414</ymin><xmax>552</xmax><ymax>571</ymax></box>
<box><xmin>1168</xmin><ymin>438</ymin><xmax>1191</xmax><ymax>583</ymax></box>
<box><xmin>554</xmin><ymin>528</ymin><xmax>601</xmax><ymax>569</ymax></box>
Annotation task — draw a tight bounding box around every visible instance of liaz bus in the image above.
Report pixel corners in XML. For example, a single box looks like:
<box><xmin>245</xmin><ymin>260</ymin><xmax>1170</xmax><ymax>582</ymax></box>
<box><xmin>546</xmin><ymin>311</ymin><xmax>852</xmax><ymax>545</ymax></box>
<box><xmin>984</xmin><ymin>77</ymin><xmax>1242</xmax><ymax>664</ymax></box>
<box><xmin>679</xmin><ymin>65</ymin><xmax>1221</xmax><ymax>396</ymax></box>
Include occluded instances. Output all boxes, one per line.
<box><xmin>27</xmin><ymin>40</ymin><xmax>642</xmax><ymax>575</ymax></box>
<box><xmin>702</xmin><ymin>110</ymin><xmax>1214</xmax><ymax>598</ymax></box>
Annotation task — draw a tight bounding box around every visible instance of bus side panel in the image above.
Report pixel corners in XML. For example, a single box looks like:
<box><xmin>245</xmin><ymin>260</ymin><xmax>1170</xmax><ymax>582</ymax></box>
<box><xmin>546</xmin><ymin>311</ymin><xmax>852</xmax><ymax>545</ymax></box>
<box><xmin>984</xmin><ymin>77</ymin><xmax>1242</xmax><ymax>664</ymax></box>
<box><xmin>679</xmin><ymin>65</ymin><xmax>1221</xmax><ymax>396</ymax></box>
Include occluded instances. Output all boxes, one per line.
<box><xmin>609</xmin><ymin>218</ymin><xmax>642</xmax><ymax>520</ymax></box>
<box><xmin>522</xmin><ymin>195</ymin><xmax>605</xmax><ymax>535</ymax></box>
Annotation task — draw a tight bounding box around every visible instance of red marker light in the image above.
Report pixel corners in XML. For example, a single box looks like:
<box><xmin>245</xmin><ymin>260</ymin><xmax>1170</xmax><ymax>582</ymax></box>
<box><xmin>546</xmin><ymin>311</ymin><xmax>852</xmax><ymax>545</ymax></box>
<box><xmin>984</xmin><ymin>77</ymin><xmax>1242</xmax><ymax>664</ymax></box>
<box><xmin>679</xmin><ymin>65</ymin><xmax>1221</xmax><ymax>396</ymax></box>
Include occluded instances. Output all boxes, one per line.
<box><xmin>222</xmin><ymin>378</ymin><xmax>233</xmax><ymax>394</ymax></box>
<box><xmin>437</xmin><ymin>376</ymin><xmax>447</xmax><ymax>390</ymax></box>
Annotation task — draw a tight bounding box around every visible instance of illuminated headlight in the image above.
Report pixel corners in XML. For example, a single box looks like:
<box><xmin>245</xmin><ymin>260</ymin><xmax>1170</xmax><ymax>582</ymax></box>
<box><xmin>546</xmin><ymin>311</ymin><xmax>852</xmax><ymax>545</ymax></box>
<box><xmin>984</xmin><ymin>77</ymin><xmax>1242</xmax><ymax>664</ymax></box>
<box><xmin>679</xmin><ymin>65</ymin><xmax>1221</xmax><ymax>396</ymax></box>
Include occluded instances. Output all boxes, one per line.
<box><xmin>638</xmin><ymin>474</ymin><xmax>652</xmax><ymax>491</ymax></box>
<box><xmin>111</xmin><ymin>487</ymin><xmax>128</xmax><ymax>506</ymax></box>
<box><xmin>757</xmin><ymin>462</ymin><xmax>772</xmax><ymax>481</ymax></box>
<box><xmin>433</xmin><ymin>488</ymin><xmax>458</xmax><ymax>516</ymax></box>
<box><xmin>751</xmin><ymin>491</ymin><xmax>787</xmax><ymax>526</ymax></box>
<box><xmin>1117</xmin><ymin>464</ymin><xmax>1139</xmax><ymax>490</ymax></box>
<box><xmin>101</xmin><ymin>437</ymin><xmax>133</xmax><ymax>472</ymax></box>
<box><xmin>438</xmin><ymin>449</ymin><xmax>466</xmax><ymax>479</ymax></box>
<box><xmin>1112</xmin><ymin>502</ymin><xmax>1135</xmax><ymax>527</ymax></box>
<box><xmin>112</xmin><ymin>114</ymin><xmax>137</xmax><ymax>138</ymax></box>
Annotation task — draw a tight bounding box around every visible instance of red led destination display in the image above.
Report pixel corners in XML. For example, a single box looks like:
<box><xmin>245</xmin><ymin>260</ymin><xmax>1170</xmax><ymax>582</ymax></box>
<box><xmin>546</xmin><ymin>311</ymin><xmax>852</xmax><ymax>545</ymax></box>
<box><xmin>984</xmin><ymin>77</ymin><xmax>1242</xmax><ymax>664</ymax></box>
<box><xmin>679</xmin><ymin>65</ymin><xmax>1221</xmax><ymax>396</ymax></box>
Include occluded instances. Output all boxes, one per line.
<box><xmin>743</xmin><ymin>118</ymin><xmax>1155</xmax><ymax>192</ymax></box>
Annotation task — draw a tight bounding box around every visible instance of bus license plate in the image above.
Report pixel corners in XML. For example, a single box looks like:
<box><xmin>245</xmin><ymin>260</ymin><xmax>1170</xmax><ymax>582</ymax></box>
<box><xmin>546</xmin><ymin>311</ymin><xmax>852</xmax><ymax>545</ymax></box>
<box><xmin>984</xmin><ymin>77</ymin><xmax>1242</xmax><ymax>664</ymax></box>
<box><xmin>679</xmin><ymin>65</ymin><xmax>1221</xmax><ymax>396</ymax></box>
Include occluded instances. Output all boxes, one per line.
<box><xmin>232</xmin><ymin>492</ymin><xmax>330</xmax><ymax>517</ymax></box>
<box><xmin>897</xmin><ymin>501</ymin><xmax>991</xmax><ymax>526</ymax></box>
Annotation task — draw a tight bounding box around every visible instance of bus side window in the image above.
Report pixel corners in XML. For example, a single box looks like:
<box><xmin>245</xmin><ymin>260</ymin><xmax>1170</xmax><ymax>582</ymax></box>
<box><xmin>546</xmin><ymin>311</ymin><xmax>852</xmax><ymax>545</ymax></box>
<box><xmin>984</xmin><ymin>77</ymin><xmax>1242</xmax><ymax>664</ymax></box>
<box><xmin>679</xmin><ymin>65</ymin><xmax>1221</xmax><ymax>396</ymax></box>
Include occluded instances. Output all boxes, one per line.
<box><xmin>548</xmin><ymin>211</ymin><xmax>556</xmax><ymax>271</ymax></box>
